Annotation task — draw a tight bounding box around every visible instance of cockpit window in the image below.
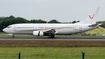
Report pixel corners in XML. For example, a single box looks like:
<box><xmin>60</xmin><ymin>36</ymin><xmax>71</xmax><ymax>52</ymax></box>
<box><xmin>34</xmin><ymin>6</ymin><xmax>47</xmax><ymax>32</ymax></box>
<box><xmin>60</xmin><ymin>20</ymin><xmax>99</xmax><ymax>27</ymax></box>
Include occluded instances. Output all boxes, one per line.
<box><xmin>7</xmin><ymin>26</ymin><xmax>12</xmax><ymax>28</ymax></box>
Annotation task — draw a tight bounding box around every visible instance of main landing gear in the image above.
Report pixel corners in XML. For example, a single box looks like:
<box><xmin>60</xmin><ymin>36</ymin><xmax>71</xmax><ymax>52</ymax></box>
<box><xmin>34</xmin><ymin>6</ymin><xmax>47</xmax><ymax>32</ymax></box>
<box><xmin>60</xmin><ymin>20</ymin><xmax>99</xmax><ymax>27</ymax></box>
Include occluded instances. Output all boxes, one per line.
<box><xmin>48</xmin><ymin>29</ymin><xmax>55</xmax><ymax>38</ymax></box>
<box><xmin>48</xmin><ymin>34</ymin><xmax>55</xmax><ymax>38</ymax></box>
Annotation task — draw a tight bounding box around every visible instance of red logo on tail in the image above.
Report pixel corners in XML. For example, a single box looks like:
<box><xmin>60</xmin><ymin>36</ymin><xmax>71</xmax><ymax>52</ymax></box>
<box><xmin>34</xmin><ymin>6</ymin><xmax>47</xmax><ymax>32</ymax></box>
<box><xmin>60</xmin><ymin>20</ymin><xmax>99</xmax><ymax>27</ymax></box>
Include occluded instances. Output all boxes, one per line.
<box><xmin>89</xmin><ymin>14</ymin><xmax>94</xmax><ymax>19</ymax></box>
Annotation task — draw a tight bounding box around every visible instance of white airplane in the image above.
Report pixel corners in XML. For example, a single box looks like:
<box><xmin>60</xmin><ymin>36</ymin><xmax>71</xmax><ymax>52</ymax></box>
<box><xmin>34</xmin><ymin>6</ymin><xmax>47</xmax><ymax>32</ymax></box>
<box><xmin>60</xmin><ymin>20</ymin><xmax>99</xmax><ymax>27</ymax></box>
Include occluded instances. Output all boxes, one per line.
<box><xmin>3</xmin><ymin>7</ymin><xmax>100</xmax><ymax>38</ymax></box>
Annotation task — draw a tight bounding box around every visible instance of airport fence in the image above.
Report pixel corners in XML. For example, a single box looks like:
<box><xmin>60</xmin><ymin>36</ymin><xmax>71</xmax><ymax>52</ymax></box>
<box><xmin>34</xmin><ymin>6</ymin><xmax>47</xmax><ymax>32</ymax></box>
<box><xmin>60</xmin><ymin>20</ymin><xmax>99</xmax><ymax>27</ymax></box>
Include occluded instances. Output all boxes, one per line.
<box><xmin>0</xmin><ymin>52</ymin><xmax>105</xmax><ymax>59</ymax></box>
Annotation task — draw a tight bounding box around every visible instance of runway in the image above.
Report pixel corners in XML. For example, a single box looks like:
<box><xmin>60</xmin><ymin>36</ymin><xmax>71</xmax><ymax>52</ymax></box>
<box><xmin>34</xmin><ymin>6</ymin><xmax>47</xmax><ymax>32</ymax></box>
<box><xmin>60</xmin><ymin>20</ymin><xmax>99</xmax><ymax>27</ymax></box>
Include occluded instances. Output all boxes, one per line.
<box><xmin>0</xmin><ymin>37</ymin><xmax>105</xmax><ymax>40</ymax></box>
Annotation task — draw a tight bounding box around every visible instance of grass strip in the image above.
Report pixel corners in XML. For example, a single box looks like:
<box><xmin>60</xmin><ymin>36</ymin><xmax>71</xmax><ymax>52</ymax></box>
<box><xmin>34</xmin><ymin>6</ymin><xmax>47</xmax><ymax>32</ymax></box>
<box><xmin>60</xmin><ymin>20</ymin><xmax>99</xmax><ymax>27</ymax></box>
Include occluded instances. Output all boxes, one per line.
<box><xmin>0</xmin><ymin>47</ymin><xmax>105</xmax><ymax>59</ymax></box>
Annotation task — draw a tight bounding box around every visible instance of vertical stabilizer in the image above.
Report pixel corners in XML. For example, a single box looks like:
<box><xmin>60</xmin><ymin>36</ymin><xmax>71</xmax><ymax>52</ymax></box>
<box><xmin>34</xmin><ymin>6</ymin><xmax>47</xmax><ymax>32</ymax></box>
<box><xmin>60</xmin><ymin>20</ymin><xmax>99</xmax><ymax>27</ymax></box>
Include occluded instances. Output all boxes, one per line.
<box><xmin>77</xmin><ymin>7</ymin><xmax>100</xmax><ymax>24</ymax></box>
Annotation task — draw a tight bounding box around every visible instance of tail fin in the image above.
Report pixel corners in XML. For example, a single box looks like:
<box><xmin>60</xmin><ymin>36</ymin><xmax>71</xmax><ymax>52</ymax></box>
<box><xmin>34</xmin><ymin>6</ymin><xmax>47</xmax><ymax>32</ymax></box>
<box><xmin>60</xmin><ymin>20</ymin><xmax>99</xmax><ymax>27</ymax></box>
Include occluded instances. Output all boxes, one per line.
<box><xmin>77</xmin><ymin>7</ymin><xmax>100</xmax><ymax>24</ymax></box>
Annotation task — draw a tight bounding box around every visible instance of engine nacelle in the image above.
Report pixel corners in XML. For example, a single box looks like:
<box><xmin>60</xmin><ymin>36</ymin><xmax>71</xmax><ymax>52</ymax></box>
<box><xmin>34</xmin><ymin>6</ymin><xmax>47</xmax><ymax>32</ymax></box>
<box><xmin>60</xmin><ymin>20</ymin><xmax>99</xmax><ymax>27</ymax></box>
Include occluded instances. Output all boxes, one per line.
<box><xmin>33</xmin><ymin>31</ymin><xmax>44</xmax><ymax>36</ymax></box>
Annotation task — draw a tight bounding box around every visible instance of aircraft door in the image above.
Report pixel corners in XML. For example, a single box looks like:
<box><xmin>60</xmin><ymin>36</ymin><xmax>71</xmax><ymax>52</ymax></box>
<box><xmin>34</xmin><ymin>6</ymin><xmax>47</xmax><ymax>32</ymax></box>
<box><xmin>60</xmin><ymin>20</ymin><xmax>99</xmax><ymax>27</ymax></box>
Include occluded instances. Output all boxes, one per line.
<box><xmin>79</xmin><ymin>26</ymin><xmax>82</xmax><ymax>32</ymax></box>
<box><xmin>13</xmin><ymin>25</ymin><xmax>17</xmax><ymax>31</ymax></box>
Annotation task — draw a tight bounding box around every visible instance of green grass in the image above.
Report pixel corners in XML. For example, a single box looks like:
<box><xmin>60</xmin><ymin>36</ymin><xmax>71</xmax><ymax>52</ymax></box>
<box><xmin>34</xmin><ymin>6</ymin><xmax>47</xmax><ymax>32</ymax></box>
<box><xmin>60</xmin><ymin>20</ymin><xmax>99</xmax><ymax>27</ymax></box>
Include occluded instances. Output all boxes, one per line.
<box><xmin>0</xmin><ymin>32</ymin><xmax>6</xmax><ymax>34</ymax></box>
<box><xmin>0</xmin><ymin>47</ymin><xmax>105</xmax><ymax>59</ymax></box>
<box><xmin>0</xmin><ymin>34</ymin><xmax>35</xmax><ymax>37</ymax></box>
<box><xmin>84</xmin><ymin>26</ymin><xmax>105</xmax><ymax>34</ymax></box>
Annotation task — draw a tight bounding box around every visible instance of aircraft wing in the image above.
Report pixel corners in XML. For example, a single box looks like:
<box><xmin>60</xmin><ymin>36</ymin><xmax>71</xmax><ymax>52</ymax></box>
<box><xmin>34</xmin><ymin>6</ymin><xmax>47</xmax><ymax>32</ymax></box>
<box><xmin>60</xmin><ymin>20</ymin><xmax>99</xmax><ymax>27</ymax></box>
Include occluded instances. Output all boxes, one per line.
<box><xmin>39</xmin><ymin>27</ymin><xmax>73</xmax><ymax>34</ymax></box>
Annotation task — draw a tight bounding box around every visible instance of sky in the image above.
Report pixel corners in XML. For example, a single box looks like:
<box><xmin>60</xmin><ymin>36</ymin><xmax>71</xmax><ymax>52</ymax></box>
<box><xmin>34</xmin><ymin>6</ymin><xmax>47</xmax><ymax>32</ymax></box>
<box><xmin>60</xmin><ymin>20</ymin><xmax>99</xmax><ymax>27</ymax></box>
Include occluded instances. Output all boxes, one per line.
<box><xmin>0</xmin><ymin>0</ymin><xmax>105</xmax><ymax>22</ymax></box>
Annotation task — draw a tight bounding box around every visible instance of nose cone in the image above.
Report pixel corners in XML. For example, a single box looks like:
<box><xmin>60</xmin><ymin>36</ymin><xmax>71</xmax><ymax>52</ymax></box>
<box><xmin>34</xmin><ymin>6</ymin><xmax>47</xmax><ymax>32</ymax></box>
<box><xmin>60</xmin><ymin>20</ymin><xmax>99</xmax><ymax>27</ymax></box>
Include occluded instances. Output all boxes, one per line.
<box><xmin>3</xmin><ymin>28</ymin><xmax>6</xmax><ymax>32</ymax></box>
<box><xmin>3</xmin><ymin>28</ymin><xmax>8</xmax><ymax>33</ymax></box>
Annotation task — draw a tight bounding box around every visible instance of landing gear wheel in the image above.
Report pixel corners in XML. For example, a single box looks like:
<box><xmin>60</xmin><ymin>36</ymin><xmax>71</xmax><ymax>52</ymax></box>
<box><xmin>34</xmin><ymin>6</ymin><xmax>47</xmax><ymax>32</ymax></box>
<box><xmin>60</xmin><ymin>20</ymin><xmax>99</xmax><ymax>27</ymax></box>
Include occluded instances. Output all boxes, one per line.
<box><xmin>49</xmin><ymin>35</ymin><xmax>55</xmax><ymax>38</ymax></box>
<box><xmin>51</xmin><ymin>35</ymin><xmax>55</xmax><ymax>38</ymax></box>
<box><xmin>12</xmin><ymin>34</ymin><xmax>15</xmax><ymax>38</ymax></box>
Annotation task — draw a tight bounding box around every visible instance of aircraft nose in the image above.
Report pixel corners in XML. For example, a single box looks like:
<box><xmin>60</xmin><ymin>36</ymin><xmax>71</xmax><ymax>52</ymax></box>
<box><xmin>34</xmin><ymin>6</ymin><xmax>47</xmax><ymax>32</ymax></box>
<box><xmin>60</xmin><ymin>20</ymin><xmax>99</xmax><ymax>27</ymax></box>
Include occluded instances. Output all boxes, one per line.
<box><xmin>3</xmin><ymin>28</ymin><xmax>7</xmax><ymax>32</ymax></box>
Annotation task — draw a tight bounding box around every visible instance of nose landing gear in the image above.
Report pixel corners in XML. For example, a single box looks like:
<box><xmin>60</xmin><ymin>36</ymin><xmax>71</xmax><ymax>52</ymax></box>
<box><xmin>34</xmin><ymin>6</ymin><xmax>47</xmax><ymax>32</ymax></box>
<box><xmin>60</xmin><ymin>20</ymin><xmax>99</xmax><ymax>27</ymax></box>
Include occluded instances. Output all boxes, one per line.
<box><xmin>12</xmin><ymin>34</ymin><xmax>15</xmax><ymax>38</ymax></box>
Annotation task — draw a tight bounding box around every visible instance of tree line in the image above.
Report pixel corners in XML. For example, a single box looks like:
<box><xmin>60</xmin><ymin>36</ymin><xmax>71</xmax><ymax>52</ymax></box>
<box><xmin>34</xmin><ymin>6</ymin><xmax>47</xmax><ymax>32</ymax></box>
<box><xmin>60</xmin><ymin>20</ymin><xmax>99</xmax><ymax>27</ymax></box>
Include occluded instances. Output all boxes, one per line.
<box><xmin>0</xmin><ymin>15</ymin><xmax>104</xmax><ymax>32</ymax></box>
<box><xmin>0</xmin><ymin>15</ymin><xmax>61</xmax><ymax>31</ymax></box>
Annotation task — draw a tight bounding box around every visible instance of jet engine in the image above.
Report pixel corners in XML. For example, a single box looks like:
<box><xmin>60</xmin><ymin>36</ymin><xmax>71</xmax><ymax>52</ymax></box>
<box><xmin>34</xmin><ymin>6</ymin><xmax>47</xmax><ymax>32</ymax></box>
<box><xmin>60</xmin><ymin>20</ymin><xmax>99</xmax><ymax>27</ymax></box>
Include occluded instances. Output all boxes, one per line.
<box><xmin>33</xmin><ymin>31</ymin><xmax>44</xmax><ymax>36</ymax></box>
